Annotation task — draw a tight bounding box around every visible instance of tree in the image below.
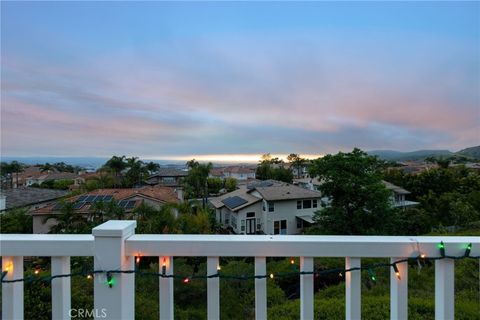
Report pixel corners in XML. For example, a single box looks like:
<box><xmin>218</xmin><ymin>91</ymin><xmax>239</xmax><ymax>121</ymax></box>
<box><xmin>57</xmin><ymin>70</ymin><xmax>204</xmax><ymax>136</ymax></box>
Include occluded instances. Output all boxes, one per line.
<box><xmin>207</xmin><ymin>177</ymin><xmax>223</xmax><ymax>195</ymax></box>
<box><xmin>45</xmin><ymin>201</ymin><xmax>88</xmax><ymax>234</ymax></box>
<box><xmin>256</xmin><ymin>153</ymin><xmax>291</xmax><ymax>182</ymax></box>
<box><xmin>9</xmin><ymin>161</ymin><xmax>23</xmax><ymax>188</ymax></box>
<box><xmin>225</xmin><ymin>177</ymin><xmax>237</xmax><ymax>192</ymax></box>
<box><xmin>0</xmin><ymin>208</ymin><xmax>33</xmax><ymax>233</ymax></box>
<box><xmin>184</xmin><ymin>160</ymin><xmax>212</xmax><ymax>201</ymax></box>
<box><xmin>309</xmin><ymin>148</ymin><xmax>394</xmax><ymax>235</ymax></box>
<box><xmin>125</xmin><ymin>157</ymin><xmax>148</xmax><ymax>187</ymax></box>
<box><xmin>103</xmin><ymin>156</ymin><xmax>127</xmax><ymax>187</ymax></box>
<box><xmin>145</xmin><ymin>161</ymin><xmax>160</xmax><ymax>175</ymax></box>
<box><xmin>287</xmin><ymin>153</ymin><xmax>306</xmax><ymax>178</ymax></box>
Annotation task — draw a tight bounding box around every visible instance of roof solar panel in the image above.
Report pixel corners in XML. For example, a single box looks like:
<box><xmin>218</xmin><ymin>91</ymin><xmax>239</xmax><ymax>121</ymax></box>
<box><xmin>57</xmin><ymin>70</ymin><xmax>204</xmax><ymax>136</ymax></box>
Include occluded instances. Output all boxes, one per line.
<box><xmin>53</xmin><ymin>203</ymin><xmax>63</xmax><ymax>210</ymax></box>
<box><xmin>103</xmin><ymin>195</ymin><xmax>113</xmax><ymax>201</ymax></box>
<box><xmin>85</xmin><ymin>195</ymin><xmax>96</xmax><ymax>202</ymax></box>
<box><xmin>77</xmin><ymin>195</ymin><xmax>88</xmax><ymax>201</ymax></box>
<box><xmin>125</xmin><ymin>201</ymin><xmax>136</xmax><ymax>209</ymax></box>
<box><xmin>118</xmin><ymin>200</ymin><xmax>128</xmax><ymax>207</ymax></box>
<box><xmin>222</xmin><ymin>196</ymin><xmax>248</xmax><ymax>209</ymax></box>
<box><xmin>73</xmin><ymin>202</ymin><xmax>85</xmax><ymax>210</ymax></box>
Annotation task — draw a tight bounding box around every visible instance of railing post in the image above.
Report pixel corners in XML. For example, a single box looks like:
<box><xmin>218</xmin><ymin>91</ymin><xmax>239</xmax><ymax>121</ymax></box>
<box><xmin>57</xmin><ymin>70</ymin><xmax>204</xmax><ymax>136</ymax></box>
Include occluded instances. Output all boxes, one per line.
<box><xmin>435</xmin><ymin>259</ymin><xmax>454</xmax><ymax>319</ymax></box>
<box><xmin>300</xmin><ymin>257</ymin><xmax>314</xmax><ymax>320</ymax></box>
<box><xmin>2</xmin><ymin>256</ymin><xmax>23</xmax><ymax>319</ymax></box>
<box><xmin>159</xmin><ymin>256</ymin><xmax>174</xmax><ymax>320</ymax></box>
<box><xmin>390</xmin><ymin>257</ymin><xmax>408</xmax><ymax>320</ymax></box>
<box><xmin>345</xmin><ymin>257</ymin><xmax>361</xmax><ymax>320</ymax></box>
<box><xmin>207</xmin><ymin>257</ymin><xmax>220</xmax><ymax>319</ymax></box>
<box><xmin>52</xmin><ymin>256</ymin><xmax>71</xmax><ymax>320</ymax></box>
<box><xmin>93</xmin><ymin>220</ymin><xmax>136</xmax><ymax>320</ymax></box>
<box><xmin>255</xmin><ymin>257</ymin><xmax>267</xmax><ymax>320</ymax></box>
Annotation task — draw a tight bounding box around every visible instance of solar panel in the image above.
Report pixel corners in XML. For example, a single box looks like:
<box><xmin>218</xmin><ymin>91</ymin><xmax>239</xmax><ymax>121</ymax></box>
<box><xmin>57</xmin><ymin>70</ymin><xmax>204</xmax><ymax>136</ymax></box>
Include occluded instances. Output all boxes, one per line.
<box><xmin>222</xmin><ymin>196</ymin><xmax>248</xmax><ymax>209</ymax></box>
<box><xmin>85</xmin><ymin>195</ymin><xmax>96</xmax><ymax>202</ymax></box>
<box><xmin>118</xmin><ymin>200</ymin><xmax>128</xmax><ymax>208</ymax></box>
<box><xmin>73</xmin><ymin>202</ymin><xmax>85</xmax><ymax>210</ymax></box>
<box><xmin>125</xmin><ymin>201</ymin><xmax>136</xmax><ymax>209</ymax></box>
<box><xmin>103</xmin><ymin>195</ymin><xmax>113</xmax><ymax>201</ymax></box>
<box><xmin>77</xmin><ymin>195</ymin><xmax>88</xmax><ymax>201</ymax></box>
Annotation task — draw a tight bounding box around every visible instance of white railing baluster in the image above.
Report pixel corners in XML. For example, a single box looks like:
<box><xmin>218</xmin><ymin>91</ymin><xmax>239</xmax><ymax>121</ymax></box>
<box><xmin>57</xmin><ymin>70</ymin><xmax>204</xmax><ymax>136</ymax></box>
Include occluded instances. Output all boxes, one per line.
<box><xmin>300</xmin><ymin>257</ymin><xmax>314</xmax><ymax>320</ymax></box>
<box><xmin>390</xmin><ymin>257</ymin><xmax>408</xmax><ymax>320</ymax></box>
<box><xmin>93</xmin><ymin>220</ymin><xmax>136</xmax><ymax>319</ymax></box>
<box><xmin>2</xmin><ymin>256</ymin><xmax>24</xmax><ymax>319</ymax></box>
<box><xmin>255</xmin><ymin>257</ymin><xmax>267</xmax><ymax>320</ymax></box>
<box><xmin>435</xmin><ymin>259</ymin><xmax>454</xmax><ymax>319</ymax></box>
<box><xmin>345</xmin><ymin>257</ymin><xmax>361</xmax><ymax>320</ymax></box>
<box><xmin>51</xmin><ymin>256</ymin><xmax>71</xmax><ymax>320</ymax></box>
<box><xmin>207</xmin><ymin>256</ymin><xmax>220</xmax><ymax>319</ymax></box>
<box><xmin>159</xmin><ymin>256</ymin><xmax>174</xmax><ymax>320</ymax></box>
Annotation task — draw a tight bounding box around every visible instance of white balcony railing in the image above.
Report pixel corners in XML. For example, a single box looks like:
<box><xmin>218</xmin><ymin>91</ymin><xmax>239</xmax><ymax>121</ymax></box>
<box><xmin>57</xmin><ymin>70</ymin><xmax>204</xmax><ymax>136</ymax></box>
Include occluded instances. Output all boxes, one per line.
<box><xmin>1</xmin><ymin>220</ymin><xmax>479</xmax><ymax>319</ymax></box>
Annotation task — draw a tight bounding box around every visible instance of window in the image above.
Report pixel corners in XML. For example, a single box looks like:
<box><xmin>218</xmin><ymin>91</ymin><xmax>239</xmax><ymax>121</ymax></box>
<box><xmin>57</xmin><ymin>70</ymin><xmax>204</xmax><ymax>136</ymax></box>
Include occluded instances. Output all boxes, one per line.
<box><xmin>313</xmin><ymin>199</ymin><xmax>318</xmax><ymax>208</ymax></box>
<box><xmin>231</xmin><ymin>215</ymin><xmax>237</xmax><ymax>229</ymax></box>
<box><xmin>268</xmin><ymin>201</ymin><xmax>275</xmax><ymax>212</ymax></box>
<box><xmin>247</xmin><ymin>212</ymin><xmax>255</xmax><ymax>218</ymax></box>
<box><xmin>303</xmin><ymin>200</ymin><xmax>312</xmax><ymax>209</ymax></box>
<box><xmin>297</xmin><ymin>200</ymin><xmax>302</xmax><ymax>209</ymax></box>
<box><xmin>274</xmin><ymin>220</ymin><xmax>287</xmax><ymax>235</ymax></box>
<box><xmin>225</xmin><ymin>213</ymin><xmax>230</xmax><ymax>225</ymax></box>
<box><xmin>256</xmin><ymin>219</ymin><xmax>261</xmax><ymax>230</ymax></box>
<box><xmin>241</xmin><ymin>220</ymin><xmax>245</xmax><ymax>232</ymax></box>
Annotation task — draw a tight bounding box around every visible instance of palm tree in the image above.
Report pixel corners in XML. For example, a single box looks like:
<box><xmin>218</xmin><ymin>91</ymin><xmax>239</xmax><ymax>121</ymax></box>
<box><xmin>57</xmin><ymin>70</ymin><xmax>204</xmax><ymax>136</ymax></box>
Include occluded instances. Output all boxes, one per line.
<box><xmin>125</xmin><ymin>157</ymin><xmax>148</xmax><ymax>187</ymax></box>
<box><xmin>103</xmin><ymin>156</ymin><xmax>127</xmax><ymax>187</ymax></box>
<box><xmin>44</xmin><ymin>201</ymin><xmax>88</xmax><ymax>234</ymax></box>
<box><xmin>145</xmin><ymin>161</ymin><xmax>160</xmax><ymax>175</ymax></box>
<box><xmin>9</xmin><ymin>161</ymin><xmax>23</xmax><ymax>188</ymax></box>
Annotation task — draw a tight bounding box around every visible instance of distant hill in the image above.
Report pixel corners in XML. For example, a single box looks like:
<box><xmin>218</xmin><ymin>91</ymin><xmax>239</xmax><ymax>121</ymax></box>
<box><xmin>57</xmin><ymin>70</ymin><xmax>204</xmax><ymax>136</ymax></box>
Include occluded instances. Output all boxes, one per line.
<box><xmin>457</xmin><ymin>146</ymin><xmax>480</xmax><ymax>160</ymax></box>
<box><xmin>368</xmin><ymin>149</ymin><xmax>453</xmax><ymax>161</ymax></box>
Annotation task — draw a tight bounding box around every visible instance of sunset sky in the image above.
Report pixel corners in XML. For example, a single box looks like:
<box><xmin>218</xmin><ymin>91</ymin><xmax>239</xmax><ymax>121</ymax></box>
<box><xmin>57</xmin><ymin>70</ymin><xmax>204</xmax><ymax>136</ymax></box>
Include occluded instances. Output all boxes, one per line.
<box><xmin>1</xmin><ymin>2</ymin><xmax>479</xmax><ymax>160</ymax></box>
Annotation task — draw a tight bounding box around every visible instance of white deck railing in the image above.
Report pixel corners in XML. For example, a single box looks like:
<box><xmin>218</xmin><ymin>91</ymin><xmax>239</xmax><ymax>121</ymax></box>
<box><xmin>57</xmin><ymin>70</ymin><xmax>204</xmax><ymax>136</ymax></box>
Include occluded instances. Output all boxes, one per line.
<box><xmin>1</xmin><ymin>220</ymin><xmax>479</xmax><ymax>319</ymax></box>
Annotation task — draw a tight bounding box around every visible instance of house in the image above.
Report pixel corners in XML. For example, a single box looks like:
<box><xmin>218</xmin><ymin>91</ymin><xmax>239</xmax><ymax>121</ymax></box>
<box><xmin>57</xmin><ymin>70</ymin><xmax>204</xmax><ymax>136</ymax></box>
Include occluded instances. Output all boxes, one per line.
<box><xmin>293</xmin><ymin>177</ymin><xmax>322</xmax><ymax>191</ymax></box>
<box><xmin>382</xmin><ymin>181</ymin><xmax>419</xmax><ymax>209</ymax></box>
<box><xmin>145</xmin><ymin>168</ymin><xmax>187</xmax><ymax>188</ymax></box>
<box><xmin>209</xmin><ymin>166</ymin><xmax>256</xmax><ymax>181</ymax></box>
<box><xmin>31</xmin><ymin>185</ymin><xmax>181</xmax><ymax>233</ymax></box>
<box><xmin>0</xmin><ymin>187</ymin><xmax>69</xmax><ymax>212</ymax></box>
<box><xmin>26</xmin><ymin>172</ymin><xmax>84</xmax><ymax>187</ymax></box>
<box><xmin>209</xmin><ymin>180</ymin><xmax>321</xmax><ymax>235</ymax></box>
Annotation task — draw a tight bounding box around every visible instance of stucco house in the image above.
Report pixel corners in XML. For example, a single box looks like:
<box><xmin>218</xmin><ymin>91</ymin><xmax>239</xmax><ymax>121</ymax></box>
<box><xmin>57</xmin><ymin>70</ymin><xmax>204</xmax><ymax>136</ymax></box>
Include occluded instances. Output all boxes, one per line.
<box><xmin>145</xmin><ymin>168</ymin><xmax>187</xmax><ymax>188</ymax></box>
<box><xmin>209</xmin><ymin>180</ymin><xmax>321</xmax><ymax>235</ymax></box>
<box><xmin>209</xmin><ymin>166</ymin><xmax>256</xmax><ymax>181</ymax></box>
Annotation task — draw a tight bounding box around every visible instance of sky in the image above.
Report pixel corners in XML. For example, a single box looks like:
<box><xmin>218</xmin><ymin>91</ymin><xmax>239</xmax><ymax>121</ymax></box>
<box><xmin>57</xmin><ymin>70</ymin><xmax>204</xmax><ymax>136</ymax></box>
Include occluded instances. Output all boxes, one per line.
<box><xmin>1</xmin><ymin>1</ymin><xmax>479</xmax><ymax>161</ymax></box>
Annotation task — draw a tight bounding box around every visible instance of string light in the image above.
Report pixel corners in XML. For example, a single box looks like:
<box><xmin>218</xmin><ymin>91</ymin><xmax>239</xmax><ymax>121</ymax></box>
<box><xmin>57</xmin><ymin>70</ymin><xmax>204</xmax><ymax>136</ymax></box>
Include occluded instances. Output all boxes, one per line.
<box><xmin>106</xmin><ymin>273</ymin><xmax>114</xmax><ymax>288</ymax></box>
<box><xmin>368</xmin><ymin>268</ymin><xmax>376</xmax><ymax>282</ymax></box>
<box><xmin>465</xmin><ymin>243</ymin><xmax>472</xmax><ymax>257</ymax></box>
<box><xmin>438</xmin><ymin>241</ymin><xmax>445</xmax><ymax>257</ymax></box>
<box><xmin>135</xmin><ymin>256</ymin><xmax>141</xmax><ymax>264</ymax></box>
<box><xmin>1</xmin><ymin>241</ymin><xmax>478</xmax><ymax>287</ymax></box>
<box><xmin>392</xmin><ymin>264</ymin><xmax>401</xmax><ymax>280</ymax></box>
<box><xmin>290</xmin><ymin>259</ymin><xmax>295</xmax><ymax>265</ymax></box>
<box><xmin>216</xmin><ymin>265</ymin><xmax>221</xmax><ymax>271</ymax></box>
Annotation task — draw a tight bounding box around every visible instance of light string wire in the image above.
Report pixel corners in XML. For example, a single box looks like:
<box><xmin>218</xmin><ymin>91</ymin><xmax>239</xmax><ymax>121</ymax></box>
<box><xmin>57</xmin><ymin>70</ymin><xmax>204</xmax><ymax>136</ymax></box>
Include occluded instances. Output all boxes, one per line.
<box><xmin>2</xmin><ymin>242</ymin><xmax>478</xmax><ymax>285</ymax></box>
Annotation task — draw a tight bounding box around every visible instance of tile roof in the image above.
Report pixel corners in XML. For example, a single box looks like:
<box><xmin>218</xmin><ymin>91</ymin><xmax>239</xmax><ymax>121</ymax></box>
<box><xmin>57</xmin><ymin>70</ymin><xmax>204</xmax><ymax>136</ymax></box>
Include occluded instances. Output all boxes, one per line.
<box><xmin>148</xmin><ymin>168</ymin><xmax>188</xmax><ymax>178</ymax></box>
<box><xmin>1</xmin><ymin>187</ymin><xmax>69</xmax><ymax>210</ymax></box>
<box><xmin>32</xmin><ymin>185</ymin><xmax>179</xmax><ymax>214</ymax></box>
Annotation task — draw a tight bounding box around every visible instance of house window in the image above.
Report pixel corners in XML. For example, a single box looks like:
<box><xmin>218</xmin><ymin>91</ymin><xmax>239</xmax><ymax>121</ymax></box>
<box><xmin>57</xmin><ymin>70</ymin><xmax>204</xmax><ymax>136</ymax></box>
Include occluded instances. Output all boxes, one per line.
<box><xmin>225</xmin><ymin>213</ymin><xmax>230</xmax><ymax>225</ymax></box>
<box><xmin>241</xmin><ymin>220</ymin><xmax>245</xmax><ymax>232</ymax></box>
<box><xmin>247</xmin><ymin>212</ymin><xmax>255</xmax><ymax>218</ymax></box>
<box><xmin>313</xmin><ymin>199</ymin><xmax>318</xmax><ymax>208</ymax></box>
<box><xmin>274</xmin><ymin>220</ymin><xmax>287</xmax><ymax>235</ymax></box>
<box><xmin>303</xmin><ymin>200</ymin><xmax>312</xmax><ymax>209</ymax></box>
<box><xmin>297</xmin><ymin>200</ymin><xmax>302</xmax><ymax>209</ymax></box>
<box><xmin>231</xmin><ymin>215</ymin><xmax>237</xmax><ymax>229</ymax></box>
<box><xmin>268</xmin><ymin>201</ymin><xmax>275</xmax><ymax>212</ymax></box>
<box><xmin>256</xmin><ymin>219</ymin><xmax>261</xmax><ymax>230</ymax></box>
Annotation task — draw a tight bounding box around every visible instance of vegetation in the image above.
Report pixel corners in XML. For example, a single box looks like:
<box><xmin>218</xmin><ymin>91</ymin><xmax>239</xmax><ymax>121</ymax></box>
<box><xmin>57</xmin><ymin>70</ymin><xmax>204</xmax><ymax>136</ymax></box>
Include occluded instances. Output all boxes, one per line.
<box><xmin>256</xmin><ymin>153</ymin><xmax>294</xmax><ymax>183</ymax></box>
<box><xmin>0</xmin><ymin>160</ymin><xmax>24</xmax><ymax>188</ymax></box>
<box><xmin>183</xmin><ymin>160</ymin><xmax>212</xmax><ymax>200</ymax></box>
<box><xmin>308</xmin><ymin>148</ymin><xmax>394</xmax><ymax>235</ymax></box>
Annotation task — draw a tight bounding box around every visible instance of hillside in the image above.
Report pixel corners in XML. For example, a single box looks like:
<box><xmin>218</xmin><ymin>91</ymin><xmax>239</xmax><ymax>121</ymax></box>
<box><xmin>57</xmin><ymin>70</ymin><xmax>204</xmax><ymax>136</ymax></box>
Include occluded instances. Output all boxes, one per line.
<box><xmin>368</xmin><ymin>149</ymin><xmax>453</xmax><ymax>161</ymax></box>
<box><xmin>457</xmin><ymin>145</ymin><xmax>480</xmax><ymax>159</ymax></box>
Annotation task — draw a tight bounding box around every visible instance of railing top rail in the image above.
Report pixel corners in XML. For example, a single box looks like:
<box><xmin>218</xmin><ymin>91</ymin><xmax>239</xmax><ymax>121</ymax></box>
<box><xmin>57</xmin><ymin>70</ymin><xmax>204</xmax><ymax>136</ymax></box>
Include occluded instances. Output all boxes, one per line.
<box><xmin>0</xmin><ymin>234</ymin><xmax>94</xmax><ymax>256</ymax></box>
<box><xmin>125</xmin><ymin>234</ymin><xmax>480</xmax><ymax>258</ymax></box>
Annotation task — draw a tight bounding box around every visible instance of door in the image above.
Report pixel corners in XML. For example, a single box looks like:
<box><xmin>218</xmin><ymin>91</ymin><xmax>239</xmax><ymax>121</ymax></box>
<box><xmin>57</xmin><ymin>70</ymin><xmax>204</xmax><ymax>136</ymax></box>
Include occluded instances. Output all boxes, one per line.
<box><xmin>246</xmin><ymin>218</ymin><xmax>256</xmax><ymax>234</ymax></box>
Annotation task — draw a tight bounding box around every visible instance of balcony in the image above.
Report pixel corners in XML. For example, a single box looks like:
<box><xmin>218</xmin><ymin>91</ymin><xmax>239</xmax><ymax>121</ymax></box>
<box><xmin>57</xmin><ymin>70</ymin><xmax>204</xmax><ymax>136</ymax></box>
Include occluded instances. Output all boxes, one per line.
<box><xmin>1</xmin><ymin>220</ymin><xmax>479</xmax><ymax>319</ymax></box>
